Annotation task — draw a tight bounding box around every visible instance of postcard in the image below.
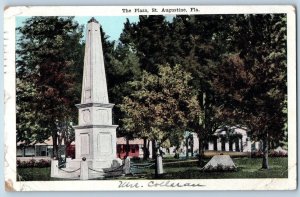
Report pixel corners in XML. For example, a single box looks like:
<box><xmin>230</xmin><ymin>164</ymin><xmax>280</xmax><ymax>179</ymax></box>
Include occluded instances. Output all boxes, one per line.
<box><xmin>3</xmin><ymin>5</ymin><xmax>296</xmax><ymax>191</ymax></box>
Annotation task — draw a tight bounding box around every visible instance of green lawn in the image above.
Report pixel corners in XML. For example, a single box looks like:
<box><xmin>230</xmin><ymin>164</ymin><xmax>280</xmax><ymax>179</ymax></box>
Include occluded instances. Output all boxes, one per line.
<box><xmin>123</xmin><ymin>157</ymin><xmax>288</xmax><ymax>179</ymax></box>
<box><xmin>16</xmin><ymin>157</ymin><xmax>288</xmax><ymax>181</ymax></box>
<box><xmin>17</xmin><ymin>167</ymin><xmax>51</xmax><ymax>181</ymax></box>
<box><xmin>161</xmin><ymin>157</ymin><xmax>288</xmax><ymax>179</ymax></box>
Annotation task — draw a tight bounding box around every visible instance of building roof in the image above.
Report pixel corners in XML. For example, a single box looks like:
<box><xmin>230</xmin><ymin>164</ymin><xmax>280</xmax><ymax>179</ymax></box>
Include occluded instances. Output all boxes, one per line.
<box><xmin>17</xmin><ymin>136</ymin><xmax>62</xmax><ymax>146</ymax></box>
<box><xmin>34</xmin><ymin>137</ymin><xmax>53</xmax><ymax>145</ymax></box>
<box><xmin>215</xmin><ymin>126</ymin><xmax>248</xmax><ymax>136</ymax></box>
<box><xmin>117</xmin><ymin>137</ymin><xmax>144</xmax><ymax>145</ymax></box>
<box><xmin>18</xmin><ymin>136</ymin><xmax>144</xmax><ymax>146</ymax></box>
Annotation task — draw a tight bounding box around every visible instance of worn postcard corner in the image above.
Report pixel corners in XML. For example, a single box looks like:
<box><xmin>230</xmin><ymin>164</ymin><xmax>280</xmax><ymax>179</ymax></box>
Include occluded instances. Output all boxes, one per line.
<box><xmin>3</xmin><ymin>5</ymin><xmax>297</xmax><ymax>191</ymax></box>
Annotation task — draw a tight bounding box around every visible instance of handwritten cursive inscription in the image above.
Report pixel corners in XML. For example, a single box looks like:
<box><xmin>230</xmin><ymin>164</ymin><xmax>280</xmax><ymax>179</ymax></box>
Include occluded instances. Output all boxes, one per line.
<box><xmin>118</xmin><ymin>181</ymin><xmax>143</xmax><ymax>188</ymax></box>
<box><xmin>118</xmin><ymin>181</ymin><xmax>204</xmax><ymax>189</ymax></box>
<box><xmin>148</xmin><ymin>181</ymin><xmax>204</xmax><ymax>187</ymax></box>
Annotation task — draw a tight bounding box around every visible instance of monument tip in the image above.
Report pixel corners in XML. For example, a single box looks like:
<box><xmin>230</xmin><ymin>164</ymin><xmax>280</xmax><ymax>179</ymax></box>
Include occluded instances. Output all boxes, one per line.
<box><xmin>88</xmin><ymin>17</ymin><xmax>99</xmax><ymax>24</ymax></box>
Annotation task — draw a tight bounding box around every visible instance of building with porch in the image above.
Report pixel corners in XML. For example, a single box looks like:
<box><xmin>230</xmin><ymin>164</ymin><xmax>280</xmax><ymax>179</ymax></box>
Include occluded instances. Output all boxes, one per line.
<box><xmin>17</xmin><ymin>137</ymin><xmax>53</xmax><ymax>158</ymax></box>
<box><xmin>204</xmin><ymin>126</ymin><xmax>253</xmax><ymax>152</ymax></box>
<box><xmin>164</xmin><ymin>126</ymin><xmax>262</xmax><ymax>158</ymax></box>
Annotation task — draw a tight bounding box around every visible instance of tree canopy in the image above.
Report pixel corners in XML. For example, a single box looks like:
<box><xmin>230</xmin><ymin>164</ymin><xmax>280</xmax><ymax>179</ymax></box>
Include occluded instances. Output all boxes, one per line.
<box><xmin>119</xmin><ymin>64</ymin><xmax>201</xmax><ymax>148</ymax></box>
<box><xmin>16</xmin><ymin>14</ymin><xmax>287</xmax><ymax>169</ymax></box>
<box><xmin>16</xmin><ymin>16</ymin><xmax>84</xmax><ymax>157</ymax></box>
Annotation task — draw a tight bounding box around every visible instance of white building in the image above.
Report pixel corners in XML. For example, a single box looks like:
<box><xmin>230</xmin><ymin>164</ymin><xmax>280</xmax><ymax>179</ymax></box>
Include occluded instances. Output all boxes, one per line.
<box><xmin>161</xmin><ymin>127</ymin><xmax>262</xmax><ymax>158</ymax></box>
<box><xmin>17</xmin><ymin>137</ymin><xmax>53</xmax><ymax>158</ymax></box>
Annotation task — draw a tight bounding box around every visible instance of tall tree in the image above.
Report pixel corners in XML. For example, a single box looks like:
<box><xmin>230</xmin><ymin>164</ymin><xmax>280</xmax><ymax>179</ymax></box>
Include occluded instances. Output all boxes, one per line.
<box><xmin>16</xmin><ymin>16</ymin><xmax>84</xmax><ymax>158</ymax></box>
<box><xmin>212</xmin><ymin>14</ymin><xmax>287</xmax><ymax>169</ymax></box>
<box><xmin>105</xmin><ymin>42</ymin><xmax>142</xmax><ymax>124</ymax></box>
<box><xmin>119</xmin><ymin>65</ymin><xmax>201</xmax><ymax>157</ymax></box>
<box><xmin>120</xmin><ymin>15</ymin><xmax>171</xmax><ymax>74</ymax></box>
<box><xmin>168</xmin><ymin>15</ymin><xmax>236</xmax><ymax>164</ymax></box>
<box><xmin>119</xmin><ymin>15</ymin><xmax>238</xmax><ymax>164</ymax></box>
<box><xmin>117</xmin><ymin>14</ymin><xmax>287</xmax><ymax>169</ymax></box>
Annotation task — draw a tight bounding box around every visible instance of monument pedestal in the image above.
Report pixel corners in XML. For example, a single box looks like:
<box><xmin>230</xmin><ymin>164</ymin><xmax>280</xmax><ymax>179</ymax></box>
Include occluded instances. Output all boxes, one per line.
<box><xmin>73</xmin><ymin>125</ymin><xmax>118</xmax><ymax>169</ymax></box>
<box><xmin>50</xmin><ymin>17</ymin><xmax>123</xmax><ymax>180</ymax></box>
<box><xmin>73</xmin><ymin>102</ymin><xmax>119</xmax><ymax>169</ymax></box>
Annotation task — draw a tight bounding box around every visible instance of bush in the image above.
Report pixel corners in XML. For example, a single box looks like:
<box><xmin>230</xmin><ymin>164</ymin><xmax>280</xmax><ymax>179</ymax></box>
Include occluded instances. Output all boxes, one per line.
<box><xmin>17</xmin><ymin>159</ymin><xmax>51</xmax><ymax>168</ymax></box>
<box><xmin>269</xmin><ymin>150</ymin><xmax>288</xmax><ymax>157</ymax></box>
<box><xmin>131</xmin><ymin>157</ymin><xmax>141</xmax><ymax>162</ymax></box>
<box><xmin>203</xmin><ymin>163</ymin><xmax>237</xmax><ymax>172</ymax></box>
<box><xmin>251</xmin><ymin>151</ymin><xmax>263</xmax><ymax>158</ymax></box>
<box><xmin>251</xmin><ymin>150</ymin><xmax>288</xmax><ymax>158</ymax></box>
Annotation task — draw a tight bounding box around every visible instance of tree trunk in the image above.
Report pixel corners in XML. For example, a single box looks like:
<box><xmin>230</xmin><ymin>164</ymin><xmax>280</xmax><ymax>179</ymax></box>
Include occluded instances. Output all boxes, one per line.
<box><xmin>229</xmin><ymin>138</ymin><xmax>233</xmax><ymax>151</ymax></box>
<box><xmin>191</xmin><ymin>137</ymin><xmax>194</xmax><ymax>157</ymax></box>
<box><xmin>174</xmin><ymin>146</ymin><xmax>179</xmax><ymax>159</ymax></box>
<box><xmin>197</xmin><ymin>130</ymin><xmax>204</xmax><ymax>166</ymax></box>
<box><xmin>185</xmin><ymin>137</ymin><xmax>189</xmax><ymax>159</ymax></box>
<box><xmin>153</xmin><ymin>140</ymin><xmax>159</xmax><ymax>177</ymax></box>
<box><xmin>240</xmin><ymin>137</ymin><xmax>243</xmax><ymax>152</ymax></box>
<box><xmin>143</xmin><ymin>138</ymin><xmax>149</xmax><ymax>160</ymax></box>
<box><xmin>52</xmin><ymin>133</ymin><xmax>58</xmax><ymax>159</ymax></box>
<box><xmin>152</xmin><ymin>140</ymin><xmax>157</xmax><ymax>159</ymax></box>
<box><xmin>125</xmin><ymin>138</ymin><xmax>130</xmax><ymax>158</ymax></box>
<box><xmin>147</xmin><ymin>140</ymin><xmax>150</xmax><ymax>158</ymax></box>
<box><xmin>262</xmin><ymin>133</ymin><xmax>269</xmax><ymax>169</ymax></box>
<box><xmin>235</xmin><ymin>138</ymin><xmax>240</xmax><ymax>152</ymax></box>
<box><xmin>213</xmin><ymin>138</ymin><xmax>217</xmax><ymax>151</ymax></box>
<box><xmin>198</xmin><ymin>141</ymin><xmax>204</xmax><ymax>166</ymax></box>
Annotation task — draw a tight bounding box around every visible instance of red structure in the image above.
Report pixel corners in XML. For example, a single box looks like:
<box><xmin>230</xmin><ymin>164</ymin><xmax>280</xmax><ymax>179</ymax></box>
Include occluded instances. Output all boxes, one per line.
<box><xmin>65</xmin><ymin>138</ymin><xmax>143</xmax><ymax>159</ymax></box>
<box><xmin>66</xmin><ymin>143</ymin><xmax>75</xmax><ymax>159</ymax></box>
<box><xmin>116</xmin><ymin>138</ymin><xmax>143</xmax><ymax>159</ymax></box>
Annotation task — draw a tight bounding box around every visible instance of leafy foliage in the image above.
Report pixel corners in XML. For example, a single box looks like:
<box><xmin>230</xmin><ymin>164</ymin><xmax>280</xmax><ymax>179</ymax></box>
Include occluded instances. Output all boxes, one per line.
<box><xmin>212</xmin><ymin>14</ymin><xmax>287</xmax><ymax>168</ymax></box>
<box><xmin>16</xmin><ymin>17</ymin><xmax>84</xmax><ymax>157</ymax></box>
<box><xmin>16</xmin><ymin>14</ymin><xmax>287</xmax><ymax>170</ymax></box>
<box><xmin>119</xmin><ymin>64</ymin><xmax>201</xmax><ymax>147</ymax></box>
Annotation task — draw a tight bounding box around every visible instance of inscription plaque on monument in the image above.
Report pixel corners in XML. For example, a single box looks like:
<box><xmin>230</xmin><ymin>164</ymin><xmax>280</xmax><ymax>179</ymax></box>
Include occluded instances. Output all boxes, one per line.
<box><xmin>80</xmin><ymin>133</ymin><xmax>90</xmax><ymax>155</ymax></box>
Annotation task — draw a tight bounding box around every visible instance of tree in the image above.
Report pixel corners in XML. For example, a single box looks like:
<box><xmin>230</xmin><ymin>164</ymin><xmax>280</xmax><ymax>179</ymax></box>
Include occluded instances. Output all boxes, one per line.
<box><xmin>168</xmin><ymin>15</ymin><xmax>235</xmax><ymax>165</ymax></box>
<box><xmin>119</xmin><ymin>64</ymin><xmax>201</xmax><ymax>158</ymax></box>
<box><xmin>16</xmin><ymin>17</ymin><xmax>84</xmax><ymax>158</ymax></box>
<box><xmin>212</xmin><ymin>14</ymin><xmax>287</xmax><ymax>169</ymax></box>
<box><xmin>105</xmin><ymin>42</ymin><xmax>142</xmax><ymax>124</ymax></box>
<box><xmin>120</xmin><ymin>15</ymin><xmax>172</xmax><ymax>74</ymax></box>
<box><xmin>116</xmin><ymin>14</ymin><xmax>286</xmax><ymax>170</ymax></box>
<box><xmin>119</xmin><ymin>15</ymin><xmax>239</xmax><ymax>164</ymax></box>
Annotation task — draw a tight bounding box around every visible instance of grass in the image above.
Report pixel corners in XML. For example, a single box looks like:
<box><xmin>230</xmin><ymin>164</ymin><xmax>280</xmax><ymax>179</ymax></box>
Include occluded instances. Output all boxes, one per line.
<box><xmin>117</xmin><ymin>157</ymin><xmax>288</xmax><ymax>180</ymax></box>
<box><xmin>161</xmin><ymin>157</ymin><xmax>288</xmax><ymax>179</ymax></box>
<box><xmin>16</xmin><ymin>157</ymin><xmax>288</xmax><ymax>181</ymax></box>
<box><xmin>17</xmin><ymin>167</ymin><xmax>51</xmax><ymax>181</ymax></box>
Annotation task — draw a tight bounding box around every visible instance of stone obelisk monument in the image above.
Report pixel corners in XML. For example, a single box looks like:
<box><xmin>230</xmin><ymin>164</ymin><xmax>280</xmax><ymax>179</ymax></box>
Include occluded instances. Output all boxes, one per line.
<box><xmin>73</xmin><ymin>17</ymin><xmax>118</xmax><ymax>169</ymax></box>
<box><xmin>51</xmin><ymin>18</ymin><xmax>121</xmax><ymax>179</ymax></box>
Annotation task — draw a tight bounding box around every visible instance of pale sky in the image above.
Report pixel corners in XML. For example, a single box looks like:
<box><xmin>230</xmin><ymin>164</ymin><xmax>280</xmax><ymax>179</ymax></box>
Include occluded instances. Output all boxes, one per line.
<box><xmin>16</xmin><ymin>16</ymin><xmax>140</xmax><ymax>41</ymax></box>
<box><xmin>74</xmin><ymin>16</ymin><xmax>139</xmax><ymax>41</ymax></box>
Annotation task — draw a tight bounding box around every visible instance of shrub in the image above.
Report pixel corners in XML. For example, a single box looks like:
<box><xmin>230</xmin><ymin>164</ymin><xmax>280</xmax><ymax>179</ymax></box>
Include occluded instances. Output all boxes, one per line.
<box><xmin>17</xmin><ymin>159</ymin><xmax>51</xmax><ymax>168</ymax></box>
<box><xmin>269</xmin><ymin>150</ymin><xmax>288</xmax><ymax>157</ymax></box>
<box><xmin>36</xmin><ymin>159</ymin><xmax>51</xmax><ymax>167</ymax></box>
<box><xmin>131</xmin><ymin>157</ymin><xmax>141</xmax><ymax>162</ymax></box>
<box><xmin>28</xmin><ymin>159</ymin><xmax>36</xmax><ymax>167</ymax></box>
<box><xmin>203</xmin><ymin>163</ymin><xmax>237</xmax><ymax>172</ymax></box>
<box><xmin>251</xmin><ymin>150</ymin><xmax>288</xmax><ymax>158</ymax></box>
<box><xmin>251</xmin><ymin>151</ymin><xmax>263</xmax><ymax>158</ymax></box>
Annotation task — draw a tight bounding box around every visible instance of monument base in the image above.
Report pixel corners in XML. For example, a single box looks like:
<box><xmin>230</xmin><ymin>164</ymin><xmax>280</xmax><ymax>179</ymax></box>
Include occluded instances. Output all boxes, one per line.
<box><xmin>50</xmin><ymin>158</ymin><xmax>123</xmax><ymax>180</ymax></box>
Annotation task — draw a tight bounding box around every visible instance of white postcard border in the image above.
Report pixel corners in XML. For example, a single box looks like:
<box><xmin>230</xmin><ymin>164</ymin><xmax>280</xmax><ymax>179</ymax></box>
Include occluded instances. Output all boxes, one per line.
<box><xmin>4</xmin><ymin>6</ymin><xmax>297</xmax><ymax>191</ymax></box>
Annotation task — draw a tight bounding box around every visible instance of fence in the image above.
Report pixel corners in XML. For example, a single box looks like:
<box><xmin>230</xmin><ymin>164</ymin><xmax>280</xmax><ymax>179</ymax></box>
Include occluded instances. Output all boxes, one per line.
<box><xmin>130</xmin><ymin>161</ymin><xmax>155</xmax><ymax>174</ymax></box>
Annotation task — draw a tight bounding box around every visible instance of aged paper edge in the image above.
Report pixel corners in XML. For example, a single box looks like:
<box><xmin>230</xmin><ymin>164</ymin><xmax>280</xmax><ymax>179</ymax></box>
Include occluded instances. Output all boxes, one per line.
<box><xmin>3</xmin><ymin>5</ymin><xmax>297</xmax><ymax>191</ymax></box>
